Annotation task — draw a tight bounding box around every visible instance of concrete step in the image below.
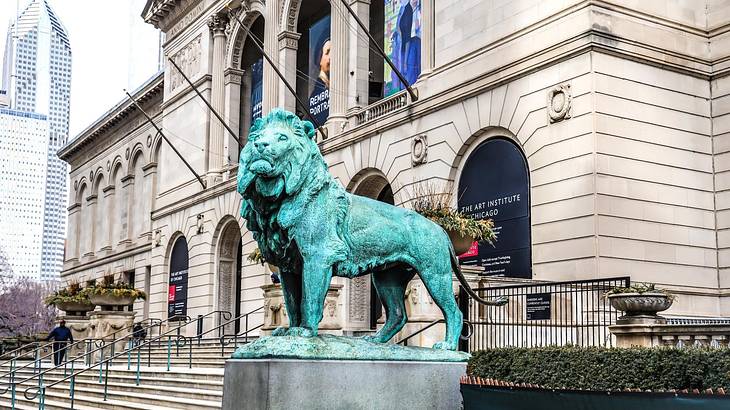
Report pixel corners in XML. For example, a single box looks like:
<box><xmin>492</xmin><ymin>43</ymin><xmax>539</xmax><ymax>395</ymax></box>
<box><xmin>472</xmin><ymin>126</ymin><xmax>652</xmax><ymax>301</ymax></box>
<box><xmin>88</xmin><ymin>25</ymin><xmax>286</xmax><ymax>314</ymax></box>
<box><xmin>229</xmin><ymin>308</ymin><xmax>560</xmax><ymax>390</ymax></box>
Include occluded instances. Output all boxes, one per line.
<box><xmin>9</xmin><ymin>379</ymin><xmax>222</xmax><ymax>407</ymax></box>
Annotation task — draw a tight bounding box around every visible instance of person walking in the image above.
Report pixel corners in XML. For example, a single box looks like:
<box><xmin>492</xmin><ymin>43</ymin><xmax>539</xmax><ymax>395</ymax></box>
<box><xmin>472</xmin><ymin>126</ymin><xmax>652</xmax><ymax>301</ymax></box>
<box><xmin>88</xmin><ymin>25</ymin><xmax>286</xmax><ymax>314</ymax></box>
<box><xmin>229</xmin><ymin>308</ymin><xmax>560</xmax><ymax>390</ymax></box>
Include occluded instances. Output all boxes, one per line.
<box><xmin>46</xmin><ymin>320</ymin><xmax>73</xmax><ymax>366</ymax></box>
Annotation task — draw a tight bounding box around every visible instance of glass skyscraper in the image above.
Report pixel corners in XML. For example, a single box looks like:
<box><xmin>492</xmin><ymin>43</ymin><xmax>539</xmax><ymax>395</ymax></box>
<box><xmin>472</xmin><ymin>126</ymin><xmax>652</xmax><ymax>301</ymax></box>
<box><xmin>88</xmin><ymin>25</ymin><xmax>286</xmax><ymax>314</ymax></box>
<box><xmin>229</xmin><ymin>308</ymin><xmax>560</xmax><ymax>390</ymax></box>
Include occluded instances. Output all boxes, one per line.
<box><xmin>1</xmin><ymin>0</ymin><xmax>71</xmax><ymax>281</ymax></box>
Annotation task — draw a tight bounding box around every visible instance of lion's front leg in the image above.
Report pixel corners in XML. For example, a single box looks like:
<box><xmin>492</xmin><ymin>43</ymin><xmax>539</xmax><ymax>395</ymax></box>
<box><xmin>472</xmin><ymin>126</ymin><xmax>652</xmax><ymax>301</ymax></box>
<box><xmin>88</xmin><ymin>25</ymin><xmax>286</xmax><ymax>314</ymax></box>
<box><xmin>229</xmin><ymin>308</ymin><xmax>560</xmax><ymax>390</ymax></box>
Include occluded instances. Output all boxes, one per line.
<box><xmin>273</xmin><ymin>270</ymin><xmax>302</xmax><ymax>336</ymax></box>
<box><xmin>296</xmin><ymin>260</ymin><xmax>333</xmax><ymax>337</ymax></box>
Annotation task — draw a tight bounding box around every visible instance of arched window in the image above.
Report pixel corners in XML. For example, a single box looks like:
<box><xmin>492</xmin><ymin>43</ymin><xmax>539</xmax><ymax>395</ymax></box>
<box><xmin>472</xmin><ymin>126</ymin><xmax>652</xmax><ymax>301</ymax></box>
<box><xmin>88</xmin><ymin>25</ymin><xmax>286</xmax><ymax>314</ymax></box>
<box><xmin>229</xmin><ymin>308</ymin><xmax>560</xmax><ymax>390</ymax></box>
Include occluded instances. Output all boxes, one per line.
<box><xmin>457</xmin><ymin>138</ymin><xmax>532</xmax><ymax>279</ymax></box>
<box><xmin>237</xmin><ymin>16</ymin><xmax>265</xmax><ymax>146</ymax></box>
<box><xmin>168</xmin><ymin>236</ymin><xmax>189</xmax><ymax>319</ymax></box>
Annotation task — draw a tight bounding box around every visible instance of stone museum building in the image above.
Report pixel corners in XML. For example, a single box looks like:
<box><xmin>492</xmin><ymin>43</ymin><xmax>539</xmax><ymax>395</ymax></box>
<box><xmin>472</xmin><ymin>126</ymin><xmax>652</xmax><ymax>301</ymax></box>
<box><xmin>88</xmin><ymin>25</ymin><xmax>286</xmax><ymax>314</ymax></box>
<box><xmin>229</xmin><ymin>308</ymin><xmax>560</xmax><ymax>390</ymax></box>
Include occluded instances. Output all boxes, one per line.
<box><xmin>58</xmin><ymin>0</ymin><xmax>730</xmax><ymax>341</ymax></box>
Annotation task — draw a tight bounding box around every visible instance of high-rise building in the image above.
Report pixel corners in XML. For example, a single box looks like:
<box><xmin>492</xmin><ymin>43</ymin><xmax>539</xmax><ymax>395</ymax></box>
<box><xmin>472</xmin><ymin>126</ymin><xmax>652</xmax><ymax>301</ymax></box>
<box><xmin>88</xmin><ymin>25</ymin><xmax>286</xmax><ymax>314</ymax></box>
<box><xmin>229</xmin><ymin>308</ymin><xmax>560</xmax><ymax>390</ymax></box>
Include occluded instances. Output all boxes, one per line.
<box><xmin>0</xmin><ymin>107</ymin><xmax>49</xmax><ymax>280</ymax></box>
<box><xmin>2</xmin><ymin>0</ymin><xmax>71</xmax><ymax>281</ymax></box>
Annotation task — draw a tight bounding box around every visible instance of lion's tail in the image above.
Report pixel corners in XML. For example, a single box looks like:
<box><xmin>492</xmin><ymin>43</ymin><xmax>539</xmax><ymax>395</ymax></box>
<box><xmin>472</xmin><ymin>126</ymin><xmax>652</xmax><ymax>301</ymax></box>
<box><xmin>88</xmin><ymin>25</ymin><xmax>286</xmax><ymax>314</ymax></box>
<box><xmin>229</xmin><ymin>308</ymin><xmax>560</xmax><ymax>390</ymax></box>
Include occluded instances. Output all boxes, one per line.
<box><xmin>450</xmin><ymin>246</ymin><xmax>509</xmax><ymax>307</ymax></box>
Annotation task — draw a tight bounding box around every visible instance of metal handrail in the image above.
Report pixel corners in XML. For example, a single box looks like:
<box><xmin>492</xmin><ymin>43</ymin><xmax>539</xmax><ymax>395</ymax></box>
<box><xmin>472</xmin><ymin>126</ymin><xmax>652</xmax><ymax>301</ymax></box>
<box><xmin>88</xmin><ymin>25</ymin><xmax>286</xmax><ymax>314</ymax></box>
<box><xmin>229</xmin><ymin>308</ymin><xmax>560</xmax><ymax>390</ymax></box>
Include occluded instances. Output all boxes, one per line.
<box><xmin>395</xmin><ymin>319</ymin><xmax>474</xmax><ymax>347</ymax></box>
<box><xmin>0</xmin><ymin>315</ymin><xmax>163</xmax><ymax>373</ymax></box>
<box><xmin>1</xmin><ymin>310</ymin><xmax>229</xmax><ymax>405</ymax></box>
<box><xmin>0</xmin><ymin>315</ymin><xmax>170</xmax><ymax>384</ymax></box>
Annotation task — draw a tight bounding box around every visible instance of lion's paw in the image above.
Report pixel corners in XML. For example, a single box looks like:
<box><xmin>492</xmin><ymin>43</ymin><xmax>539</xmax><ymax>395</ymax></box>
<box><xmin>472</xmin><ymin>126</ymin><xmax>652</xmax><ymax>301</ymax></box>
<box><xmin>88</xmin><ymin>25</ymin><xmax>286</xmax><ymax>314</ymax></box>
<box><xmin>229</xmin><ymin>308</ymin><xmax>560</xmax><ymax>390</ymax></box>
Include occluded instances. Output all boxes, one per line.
<box><xmin>432</xmin><ymin>341</ymin><xmax>457</xmax><ymax>350</ymax></box>
<box><xmin>363</xmin><ymin>335</ymin><xmax>385</xmax><ymax>344</ymax></box>
<box><xmin>271</xmin><ymin>327</ymin><xmax>289</xmax><ymax>336</ymax></box>
<box><xmin>286</xmin><ymin>327</ymin><xmax>316</xmax><ymax>337</ymax></box>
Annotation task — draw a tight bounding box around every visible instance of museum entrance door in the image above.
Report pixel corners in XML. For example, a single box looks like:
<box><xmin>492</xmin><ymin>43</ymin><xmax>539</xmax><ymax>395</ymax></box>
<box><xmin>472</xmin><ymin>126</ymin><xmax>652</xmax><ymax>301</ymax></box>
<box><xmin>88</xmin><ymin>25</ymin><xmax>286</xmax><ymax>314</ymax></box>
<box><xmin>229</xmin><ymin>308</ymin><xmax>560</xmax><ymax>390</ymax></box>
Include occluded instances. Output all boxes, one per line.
<box><xmin>217</xmin><ymin>222</ymin><xmax>243</xmax><ymax>333</ymax></box>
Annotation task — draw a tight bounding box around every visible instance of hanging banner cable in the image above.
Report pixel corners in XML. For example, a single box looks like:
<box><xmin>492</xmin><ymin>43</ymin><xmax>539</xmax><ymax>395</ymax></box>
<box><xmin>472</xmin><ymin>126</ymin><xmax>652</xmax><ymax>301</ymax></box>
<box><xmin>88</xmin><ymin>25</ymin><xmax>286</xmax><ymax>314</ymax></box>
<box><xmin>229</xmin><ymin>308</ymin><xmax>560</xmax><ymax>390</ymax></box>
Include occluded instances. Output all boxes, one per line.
<box><xmin>123</xmin><ymin>90</ymin><xmax>207</xmax><ymax>189</ymax></box>
<box><xmin>224</xmin><ymin>3</ymin><xmax>328</xmax><ymax>140</ymax></box>
<box><xmin>336</xmin><ymin>0</ymin><xmax>418</xmax><ymax>102</ymax></box>
<box><xmin>167</xmin><ymin>57</ymin><xmax>244</xmax><ymax>148</ymax></box>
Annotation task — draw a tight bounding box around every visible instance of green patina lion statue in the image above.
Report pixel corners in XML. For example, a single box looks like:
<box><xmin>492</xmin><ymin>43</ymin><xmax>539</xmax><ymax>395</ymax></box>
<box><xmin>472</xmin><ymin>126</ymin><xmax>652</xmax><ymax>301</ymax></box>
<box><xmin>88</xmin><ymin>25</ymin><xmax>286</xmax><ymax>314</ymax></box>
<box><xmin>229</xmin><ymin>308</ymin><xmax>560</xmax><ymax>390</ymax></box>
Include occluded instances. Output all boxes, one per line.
<box><xmin>237</xmin><ymin>109</ymin><xmax>506</xmax><ymax>350</ymax></box>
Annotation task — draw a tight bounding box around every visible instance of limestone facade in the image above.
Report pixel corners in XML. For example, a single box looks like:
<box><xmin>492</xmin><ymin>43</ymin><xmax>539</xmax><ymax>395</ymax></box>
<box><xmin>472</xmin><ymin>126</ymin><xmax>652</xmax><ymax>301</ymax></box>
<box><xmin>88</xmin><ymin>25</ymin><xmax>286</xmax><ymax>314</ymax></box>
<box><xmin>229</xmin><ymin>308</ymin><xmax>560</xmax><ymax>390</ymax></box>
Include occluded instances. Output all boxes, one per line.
<box><xmin>59</xmin><ymin>0</ymin><xmax>730</xmax><ymax>338</ymax></box>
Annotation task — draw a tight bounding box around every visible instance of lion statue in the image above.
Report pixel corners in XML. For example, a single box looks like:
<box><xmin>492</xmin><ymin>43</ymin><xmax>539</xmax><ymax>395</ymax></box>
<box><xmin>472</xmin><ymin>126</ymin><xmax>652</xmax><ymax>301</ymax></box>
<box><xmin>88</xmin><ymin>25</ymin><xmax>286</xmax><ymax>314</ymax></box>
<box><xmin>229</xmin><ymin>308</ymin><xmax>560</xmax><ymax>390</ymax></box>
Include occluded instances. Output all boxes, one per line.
<box><xmin>237</xmin><ymin>109</ymin><xmax>506</xmax><ymax>350</ymax></box>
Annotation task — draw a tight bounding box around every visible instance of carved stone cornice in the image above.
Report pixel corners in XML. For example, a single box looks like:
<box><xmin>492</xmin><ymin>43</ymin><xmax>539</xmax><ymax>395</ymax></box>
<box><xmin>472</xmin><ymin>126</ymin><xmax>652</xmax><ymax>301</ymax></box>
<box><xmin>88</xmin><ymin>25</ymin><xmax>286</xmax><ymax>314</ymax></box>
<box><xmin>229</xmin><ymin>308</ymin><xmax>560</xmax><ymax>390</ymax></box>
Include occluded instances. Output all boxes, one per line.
<box><xmin>143</xmin><ymin>0</ymin><xmax>202</xmax><ymax>32</ymax></box>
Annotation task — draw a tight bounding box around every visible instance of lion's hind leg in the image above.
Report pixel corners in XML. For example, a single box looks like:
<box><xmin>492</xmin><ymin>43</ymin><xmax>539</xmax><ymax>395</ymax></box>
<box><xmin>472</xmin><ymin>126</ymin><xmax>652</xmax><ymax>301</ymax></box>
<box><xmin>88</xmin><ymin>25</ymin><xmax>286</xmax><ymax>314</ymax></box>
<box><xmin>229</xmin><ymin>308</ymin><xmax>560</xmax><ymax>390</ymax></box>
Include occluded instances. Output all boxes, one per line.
<box><xmin>364</xmin><ymin>268</ymin><xmax>415</xmax><ymax>344</ymax></box>
<box><xmin>419</xmin><ymin>264</ymin><xmax>463</xmax><ymax>350</ymax></box>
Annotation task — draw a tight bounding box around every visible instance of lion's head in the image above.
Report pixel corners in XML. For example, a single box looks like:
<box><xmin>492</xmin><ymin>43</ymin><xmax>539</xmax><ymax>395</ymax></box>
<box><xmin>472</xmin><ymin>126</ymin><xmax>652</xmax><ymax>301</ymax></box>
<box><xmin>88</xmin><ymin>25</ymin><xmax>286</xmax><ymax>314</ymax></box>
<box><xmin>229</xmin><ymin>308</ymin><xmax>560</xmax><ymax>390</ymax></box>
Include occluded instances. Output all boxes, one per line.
<box><xmin>237</xmin><ymin>109</ymin><xmax>322</xmax><ymax>199</ymax></box>
<box><xmin>236</xmin><ymin>109</ymin><xmax>337</xmax><ymax>270</ymax></box>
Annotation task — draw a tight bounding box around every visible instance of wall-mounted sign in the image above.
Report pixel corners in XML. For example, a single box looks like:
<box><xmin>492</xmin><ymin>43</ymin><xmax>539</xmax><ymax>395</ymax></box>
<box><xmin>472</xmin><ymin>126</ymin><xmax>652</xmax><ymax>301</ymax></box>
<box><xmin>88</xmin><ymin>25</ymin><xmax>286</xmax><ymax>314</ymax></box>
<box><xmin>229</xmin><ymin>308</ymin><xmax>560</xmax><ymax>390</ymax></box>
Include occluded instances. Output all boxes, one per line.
<box><xmin>526</xmin><ymin>293</ymin><xmax>551</xmax><ymax>320</ymax></box>
<box><xmin>308</xmin><ymin>14</ymin><xmax>331</xmax><ymax>126</ymax></box>
<box><xmin>457</xmin><ymin>138</ymin><xmax>532</xmax><ymax>278</ymax></box>
<box><xmin>168</xmin><ymin>236</ymin><xmax>189</xmax><ymax>319</ymax></box>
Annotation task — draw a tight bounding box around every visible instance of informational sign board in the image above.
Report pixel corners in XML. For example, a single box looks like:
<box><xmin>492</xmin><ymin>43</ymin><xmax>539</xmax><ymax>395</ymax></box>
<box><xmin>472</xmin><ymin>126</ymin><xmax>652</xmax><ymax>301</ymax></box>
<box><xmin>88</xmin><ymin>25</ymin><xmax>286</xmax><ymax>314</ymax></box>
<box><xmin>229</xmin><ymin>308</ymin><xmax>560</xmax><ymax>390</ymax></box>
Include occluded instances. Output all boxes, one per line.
<box><xmin>457</xmin><ymin>138</ymin><xmax>532</xmax><ymax>278</ymax></box>
<box><xmin>308</xmin><ymin>15</ymin><xmax>331</xmax><ymax>126</ymax></box>
<box><xmin>384</xmin><ymin>0</ymin><xmax>422</xmax><ymax>97</ymax></box>
<box><xmin>526</xmin><ymin>293</ymin><xmax>551</xmax><ymax>320</ymax></box>
<box><xmin>167</xmin><ymin>237</ymin><xmax>189</xmax><ymax>319</ymax></box>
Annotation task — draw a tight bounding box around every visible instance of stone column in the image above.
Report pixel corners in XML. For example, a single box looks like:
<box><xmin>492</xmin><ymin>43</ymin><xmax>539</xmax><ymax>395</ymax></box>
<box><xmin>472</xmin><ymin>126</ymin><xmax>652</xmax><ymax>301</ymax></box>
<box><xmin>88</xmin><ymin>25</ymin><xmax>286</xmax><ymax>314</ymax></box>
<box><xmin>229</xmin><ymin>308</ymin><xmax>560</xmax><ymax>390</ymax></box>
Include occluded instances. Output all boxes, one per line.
<box><xmin>224</xmin><ymin>67</ymin><xmax>244</xmax><ymax>163</ymax></box>
<box><xmin>141</xmin><ymin>164</ymin><xmax>156</xmax><ymax>238</ymax></box>
<box><xmin>84</xmin><ymin>194</ymin><xmax>97</xmax><ymax>258</ymax></box>
<box><xmin>328</xmin><ymin>0</ymin><xmax>349</xmax><ymax>136</ymax></box>
<box><xmin>419</xmin><ymin>0</ymin><xmax>434</xmax><ymax>79</ymax></box>
<box><xmin>66</xmin><ymin>202</ymin><xmax>80</xmax><ymax>263</ymax></box>
<box><xmin>262</xmin><ymin>0</ymin><xmax>280</xmax><ymax>113</ymax></box>
<box><xmin>120</xmin><ymin>175</ymin><xmax>134</xmax><ymax>245</ymax></box>
<box><xmin>134</xmin><ymin>266</ymin><xmax>150</xmax><ymax>319</ymax></box>
<box><xmin>347</xmin><ymin>0</ymin><xmax>370</xmax><ymax>113</ymax></box>
<box><xmin>277</xmin><ymin>31</ymin><xmax>300</xmax><ymax>113</ymax></box>
<box><xmin>208</xmin><ymin>15</ymin><xmax>229</xmax><ymax>177</ymax></box>
<box><xmin>101</xmin><ymin>185</ymin><xmax>114</xmax><ymax>251</ymax></box>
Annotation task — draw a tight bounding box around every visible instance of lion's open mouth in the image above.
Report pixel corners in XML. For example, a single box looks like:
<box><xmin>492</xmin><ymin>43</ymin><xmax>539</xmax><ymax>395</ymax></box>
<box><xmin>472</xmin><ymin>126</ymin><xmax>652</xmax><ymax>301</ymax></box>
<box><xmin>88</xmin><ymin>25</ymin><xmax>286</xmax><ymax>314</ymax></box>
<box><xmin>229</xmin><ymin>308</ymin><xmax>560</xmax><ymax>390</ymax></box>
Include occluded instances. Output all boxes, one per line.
<box><xmin>249</xmin><ymin>159</ymin><xmax>274</xmax><ymax>175</ymax></box>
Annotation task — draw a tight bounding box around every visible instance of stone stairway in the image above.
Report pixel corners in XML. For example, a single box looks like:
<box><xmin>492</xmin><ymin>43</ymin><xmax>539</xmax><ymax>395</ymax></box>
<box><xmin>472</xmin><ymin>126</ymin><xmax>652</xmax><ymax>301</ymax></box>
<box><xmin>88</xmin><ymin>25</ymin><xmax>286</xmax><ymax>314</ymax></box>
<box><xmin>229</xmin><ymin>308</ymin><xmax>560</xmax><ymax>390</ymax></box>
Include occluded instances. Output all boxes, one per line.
<box><xmin>0</xmin><ymin>338</ymin><xmax>245</xmax><ymax>409</ymax></box>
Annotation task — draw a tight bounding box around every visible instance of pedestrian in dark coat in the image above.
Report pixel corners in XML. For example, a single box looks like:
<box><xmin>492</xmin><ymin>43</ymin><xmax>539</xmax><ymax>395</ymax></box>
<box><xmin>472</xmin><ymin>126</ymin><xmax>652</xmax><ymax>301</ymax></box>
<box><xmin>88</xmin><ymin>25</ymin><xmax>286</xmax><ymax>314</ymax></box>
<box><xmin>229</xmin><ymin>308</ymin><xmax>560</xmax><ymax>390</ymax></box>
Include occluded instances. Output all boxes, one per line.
<box><xmin>46</xmin><ymin>320</ymin><xmax>73</xmax><ymax>366</ymax></box>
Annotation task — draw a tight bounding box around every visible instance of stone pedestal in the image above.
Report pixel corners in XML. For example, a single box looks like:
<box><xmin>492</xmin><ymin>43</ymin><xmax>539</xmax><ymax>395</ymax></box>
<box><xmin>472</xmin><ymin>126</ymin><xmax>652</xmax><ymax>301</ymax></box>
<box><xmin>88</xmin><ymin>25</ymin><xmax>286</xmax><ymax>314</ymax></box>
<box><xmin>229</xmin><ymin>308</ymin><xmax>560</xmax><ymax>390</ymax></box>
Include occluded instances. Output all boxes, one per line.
<box><xmin>261</xmin><ymin>283</ymin><xmax>344</xmax><ymax>336</ymax></box>
<box><xmin>89</xmin><ymin>311</ymin><xmax>135</xmax><ymax>357</ymax></box>
<box><xmin>222</xmin><ymin>359</ymin><xmax>465</xmax><ymax>410</ymax></box>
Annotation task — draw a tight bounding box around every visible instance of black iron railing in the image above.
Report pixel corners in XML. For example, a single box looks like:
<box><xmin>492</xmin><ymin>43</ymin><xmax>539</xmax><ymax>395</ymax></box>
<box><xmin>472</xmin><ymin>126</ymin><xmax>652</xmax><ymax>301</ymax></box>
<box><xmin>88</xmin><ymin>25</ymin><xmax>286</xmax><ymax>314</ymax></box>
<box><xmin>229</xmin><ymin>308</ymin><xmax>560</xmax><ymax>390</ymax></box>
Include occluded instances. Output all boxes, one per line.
<box><xmin>463</xmin><ymin>277</ymin><xmax>630</xmax><ymax>350</ymax></box>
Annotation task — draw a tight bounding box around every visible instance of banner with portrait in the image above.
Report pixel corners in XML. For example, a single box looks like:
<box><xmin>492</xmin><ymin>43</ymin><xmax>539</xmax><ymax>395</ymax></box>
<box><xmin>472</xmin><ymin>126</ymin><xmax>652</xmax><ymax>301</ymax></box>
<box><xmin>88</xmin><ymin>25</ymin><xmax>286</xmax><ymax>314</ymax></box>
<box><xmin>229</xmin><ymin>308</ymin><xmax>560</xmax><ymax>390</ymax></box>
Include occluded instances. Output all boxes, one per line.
<box><xmin>250</xmin><ymin>57</ymin><xmax>263</xmax><ymax>125</ymax></box>
<box><xmin>308</xmin><ymin>14</ymin><xmax>331</xmax><ymax>126</ymax></box>
<box><xmin>384</xmin><ymin>0</ymin><xmax>421</xmax><ymax>97</ymax></box>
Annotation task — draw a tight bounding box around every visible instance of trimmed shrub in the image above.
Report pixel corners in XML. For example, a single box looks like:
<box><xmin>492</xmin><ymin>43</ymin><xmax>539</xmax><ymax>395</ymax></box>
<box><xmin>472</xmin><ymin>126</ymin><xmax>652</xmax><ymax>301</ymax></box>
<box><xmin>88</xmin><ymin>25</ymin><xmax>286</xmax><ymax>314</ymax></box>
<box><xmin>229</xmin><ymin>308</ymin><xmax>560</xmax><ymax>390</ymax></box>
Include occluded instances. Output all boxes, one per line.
<box><xmin>468</xmin><ymin>345</ymin><xmax>730</xmax><ymax>391</ymax></box>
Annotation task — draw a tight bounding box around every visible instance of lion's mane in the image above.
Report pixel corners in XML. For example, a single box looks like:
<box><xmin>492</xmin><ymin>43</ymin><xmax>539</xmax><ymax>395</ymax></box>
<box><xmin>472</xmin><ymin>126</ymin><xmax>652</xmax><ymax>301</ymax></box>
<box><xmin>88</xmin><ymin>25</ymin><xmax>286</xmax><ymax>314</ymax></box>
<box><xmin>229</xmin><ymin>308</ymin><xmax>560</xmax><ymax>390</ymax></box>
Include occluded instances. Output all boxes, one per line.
<box><xmin>237</xmin><ymin>109</ymin><xmax>350</xmax><ymax>272</ymax></box>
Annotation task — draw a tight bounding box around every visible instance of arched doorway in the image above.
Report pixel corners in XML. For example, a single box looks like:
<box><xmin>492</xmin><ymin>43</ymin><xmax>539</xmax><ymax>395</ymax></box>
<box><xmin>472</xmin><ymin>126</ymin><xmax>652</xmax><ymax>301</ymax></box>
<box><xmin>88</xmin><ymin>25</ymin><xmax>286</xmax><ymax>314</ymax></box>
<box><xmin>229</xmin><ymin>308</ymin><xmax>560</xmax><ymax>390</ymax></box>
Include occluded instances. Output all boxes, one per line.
<box><xmin>168</xmin><ymin>236</ymin><xmax>190</xmax><ymax>319</ymax></box>
<box><xmin>217</xmin><ymin>221</ymin><xmax>243</xmax><ymax>333</ymax></box>
<box><xmin>457</xmin><ymin>137</ymin><xmax>532</xmax><ymax>278</ymax></box>
<box><xmin>349</xmin><ymin>170</ymin><xmax>394</xmax><ymax>330</ymax></box>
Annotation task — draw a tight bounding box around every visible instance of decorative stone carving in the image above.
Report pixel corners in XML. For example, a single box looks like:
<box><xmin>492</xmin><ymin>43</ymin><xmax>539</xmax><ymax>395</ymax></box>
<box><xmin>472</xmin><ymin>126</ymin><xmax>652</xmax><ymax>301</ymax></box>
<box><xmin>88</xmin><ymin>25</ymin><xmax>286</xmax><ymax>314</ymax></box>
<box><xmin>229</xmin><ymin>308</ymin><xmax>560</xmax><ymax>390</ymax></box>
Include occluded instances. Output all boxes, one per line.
<box><xmin>88</xmin><ymin>310</ymin><xmax>135</xmax><ymax>358</ymax></box>
<box><xmin>73</xmin><ymin>180</ymin><xmax>78</xmax><ymax>191</ymax></box>
<box><xmin>261</xmin><ymin>283</ymin><xmax>344</xmax><ymax>335</ymax></box>
<box><xmin>196</xmin><ymin>213</ymin><xmax>205</xmax><ymax>233</ymax></box>
<box><xmin>153</xmin><ymin>229</ymin><xmax>162</xmax><ymax>246</ymax></box>
<box><xmin>89</xmin><ymin>170</ymin><xmax>93</xmax><ymax>180</ymax></box>
<box><xmin>208</xmin><ymin>15</ymin><xmax>228</xmax><ymax>34</ymax></box>
<box><xmin>147</xmin><ymin>134</ymin><xmax>152</xmax><ymax>147</ymax></box>
<box><xmin>411</xmin><ymin>135</ymin><xmax>428</xmax><ymax>166</ymax></box>
<box><xmin>106</xmin><ymin>160</ymin><xmax>110</xmax><ymax>171</ymax></box>
<box><xmin>547</xmin><ymin>83</ymin><xmax>572</xmax><ymax>123</ymax></box>
<box><xmin>125</xmin><ymin>147</ymin><xmax>130</xmax><ymax>160</ymax></box>
<box><xmin>348</xmin><ymin>275</ymin><xmax>369</xmax><ymax>323</ymax></box>
<box><xmin>168</xmin><ymin>35</ymin><xmax>202</xmax><ymax>92</ymax></box>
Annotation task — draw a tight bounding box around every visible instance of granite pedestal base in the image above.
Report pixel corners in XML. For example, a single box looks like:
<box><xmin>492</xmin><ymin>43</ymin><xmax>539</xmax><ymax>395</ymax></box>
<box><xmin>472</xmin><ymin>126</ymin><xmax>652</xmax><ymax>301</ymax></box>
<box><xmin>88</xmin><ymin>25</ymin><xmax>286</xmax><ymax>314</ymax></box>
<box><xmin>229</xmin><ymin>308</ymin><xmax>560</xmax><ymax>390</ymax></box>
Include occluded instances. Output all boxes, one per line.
<box><xmin>222</xmin><ymin>359</ymin><xmax>466</xmax><ymax>410</ymax></box>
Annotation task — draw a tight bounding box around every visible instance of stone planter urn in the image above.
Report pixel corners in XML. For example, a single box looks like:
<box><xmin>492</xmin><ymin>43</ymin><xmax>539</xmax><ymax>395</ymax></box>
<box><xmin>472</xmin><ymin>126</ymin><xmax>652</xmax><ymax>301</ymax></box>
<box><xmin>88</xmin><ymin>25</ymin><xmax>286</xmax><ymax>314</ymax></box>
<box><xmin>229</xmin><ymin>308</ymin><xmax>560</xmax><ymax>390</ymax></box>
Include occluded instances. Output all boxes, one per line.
<box><xmin>607</xmin><ymin>293</ymin><xmax>673</xmax><ymax>324</ymax></box>
<box><xmin>88</xmin><ymin>294</ymin><xmax>136</xmax><ymax>309</ymax></box>
<box><xmin>56</xmin><ymin>301</ymin><xmax>96</xmax><ymax>316</ymax></box>
<box><xmin>446</xmin><ymin>229</ymin><xmax>475</xmax><ymax>255</ymax></box>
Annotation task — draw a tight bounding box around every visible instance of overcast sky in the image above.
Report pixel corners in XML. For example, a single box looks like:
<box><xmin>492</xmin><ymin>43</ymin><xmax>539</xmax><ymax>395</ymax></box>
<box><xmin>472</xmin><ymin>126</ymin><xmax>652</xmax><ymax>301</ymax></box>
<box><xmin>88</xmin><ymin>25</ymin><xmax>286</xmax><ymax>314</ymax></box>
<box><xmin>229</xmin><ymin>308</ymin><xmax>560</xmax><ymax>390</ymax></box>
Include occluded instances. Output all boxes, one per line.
<box><xmin>0</xmin><ymin>0</ymin><xmax>161</xmax><ymax>138</ymax></box>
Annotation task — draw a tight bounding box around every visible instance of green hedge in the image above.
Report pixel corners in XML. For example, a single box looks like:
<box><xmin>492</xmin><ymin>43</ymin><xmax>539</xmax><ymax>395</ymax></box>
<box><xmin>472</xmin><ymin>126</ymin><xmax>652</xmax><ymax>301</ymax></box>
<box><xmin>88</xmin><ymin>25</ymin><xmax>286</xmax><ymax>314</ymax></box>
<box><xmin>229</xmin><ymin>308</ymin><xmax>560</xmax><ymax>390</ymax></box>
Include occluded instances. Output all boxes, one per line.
<box><xmin>468</xmin><ymin>346</ymin><xmax>730</xmax><ymax>391</ymax></box>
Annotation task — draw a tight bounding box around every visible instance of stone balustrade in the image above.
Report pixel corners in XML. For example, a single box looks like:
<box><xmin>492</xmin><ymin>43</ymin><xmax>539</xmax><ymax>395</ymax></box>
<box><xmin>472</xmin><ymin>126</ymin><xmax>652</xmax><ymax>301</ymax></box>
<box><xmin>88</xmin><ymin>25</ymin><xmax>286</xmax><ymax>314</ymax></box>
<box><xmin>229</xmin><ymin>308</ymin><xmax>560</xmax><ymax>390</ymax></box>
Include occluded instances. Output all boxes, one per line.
<box><xmin>609</xmin><ymin>318</ymin><xmax>730</xmax><ymax>348</ymax></box>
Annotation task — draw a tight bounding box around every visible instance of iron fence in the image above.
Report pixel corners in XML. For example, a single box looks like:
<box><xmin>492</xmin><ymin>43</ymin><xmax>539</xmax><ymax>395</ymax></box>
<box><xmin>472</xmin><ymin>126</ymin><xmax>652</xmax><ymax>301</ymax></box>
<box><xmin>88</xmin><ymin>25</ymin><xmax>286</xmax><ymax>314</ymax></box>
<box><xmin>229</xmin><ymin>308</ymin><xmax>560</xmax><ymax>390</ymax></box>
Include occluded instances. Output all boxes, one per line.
<box><xmin>462</xmin><ymin>277</ymin><xmax>630</xmax><ymax>351</ymax></box>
